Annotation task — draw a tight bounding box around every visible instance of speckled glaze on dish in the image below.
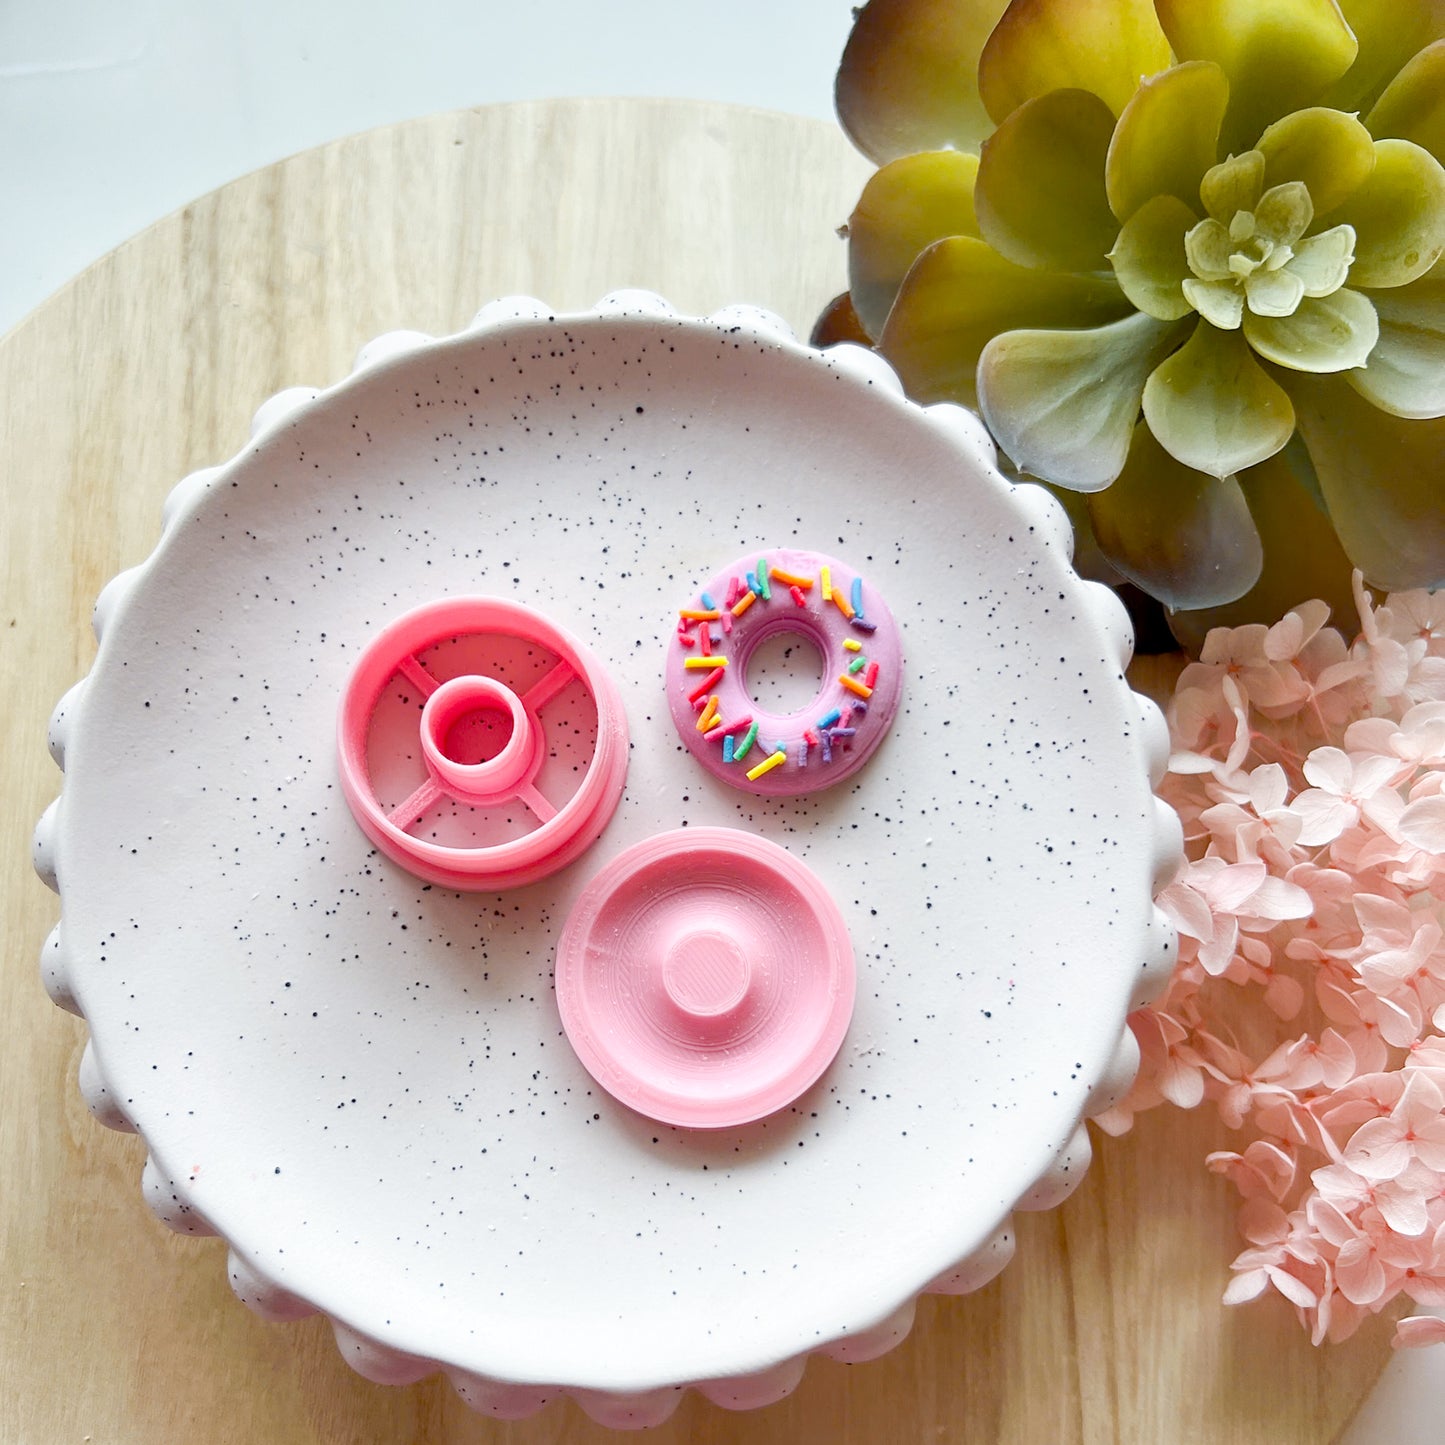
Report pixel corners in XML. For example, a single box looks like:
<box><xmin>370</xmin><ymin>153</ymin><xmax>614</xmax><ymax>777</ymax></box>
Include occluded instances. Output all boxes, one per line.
<box><xmin>34</xmin><ymin>293</ymin><xmax>1181</xmax><ymax>1428</ymax></box>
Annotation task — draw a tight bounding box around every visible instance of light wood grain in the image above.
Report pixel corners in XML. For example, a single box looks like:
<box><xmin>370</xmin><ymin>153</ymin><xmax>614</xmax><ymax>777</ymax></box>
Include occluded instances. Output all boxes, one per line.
<box><xmin>0</xmin><ymin>97</ymin><xmax>1392</xmax><ymax>1445</ymax></box>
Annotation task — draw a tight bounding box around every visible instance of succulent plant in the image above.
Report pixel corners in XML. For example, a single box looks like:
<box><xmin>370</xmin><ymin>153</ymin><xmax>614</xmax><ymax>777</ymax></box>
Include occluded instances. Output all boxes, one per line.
<box><xmin>825</xmin><ymin>0</ymin><xmax>1445</xmax><ymax>645</ymax></box>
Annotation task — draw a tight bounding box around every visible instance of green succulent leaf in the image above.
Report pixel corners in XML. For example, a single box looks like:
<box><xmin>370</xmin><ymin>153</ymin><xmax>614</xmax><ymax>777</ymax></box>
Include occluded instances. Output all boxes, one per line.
<box><xmin>1243</xmin><ymin>288</ymin><xmax>1381</xmax><ymax>371</ymax></box>
<box><xmin>1257</xmin><ymin>108</ymin><xmax>1378</xmax><ymax>215</ymax></box>
<box><xmin>1106</xmin><ymin>61</ymin><xmax>1231</xmax><ymax>223</ymax></box>
<box><xmin>1253</xmin><ymin>181</ymin><xmax>1315</xmax><ymax>247</ymax></box>
<box><xmin>1348</xmin><ymin>262</ymin><xmax>1445</xmax><ymax>417</ymax></box>
<box><xmin>1289</xmin><ymin>225</ymin><xmax>1357</xmax><ymax>297</ymax></box>
<box><xmin>878</xmin><ymin>235</ymin><xmax>1130</xmax><ymax>407</ymax></box>
<box><xmin>1324</xmin><ymin>1</ymin><xmax>1445</xmax><ymax>114</ymax></box>
<box><xmin>1184</xmin><ymin>277</ymin><xmax>1245</xmax><ymax>329</ymax></box>
<box><xmin>975</xmin><ymin>88</ymin><xmax>1121</xmax><ymax>271</ymax></box>
<box><xmin>1184</xmin><ymin>217</ymin><xmax>1237</xmax><ymax>281</ymax></box>
<box><xmin>1109</xmin><ymin>195</ymin><xmax>1200</xmax><ymax>320</ymax></box>
<box><xmin>977</xmin><ymin>0</ymin><xmax>1172</xmax><ymax>126</ymax></box>
<box><xmin>1366</xmin><ymin>40</ymin><xmax>1445</xmax><ymax>165</ymax></box>
<box><xmin>847</xmin><ymin>151</ymin><xmax>981</xmax><ymax>341</ymax></box>
<box><xmin>977</xmin><ymin>311</ymin><xmax>1189</xmax><ymax>491</ymax></box>
<box><xmin>1142</xmin><ymin>321</ymin><xmax>1296</xmax><ymax>477</ymax></box>
<box><xmin>1290</xmin><ymin>371</ymin><xmax>1445</xmax><ymax>589</ymax></box>
<box><xmin>1155</xmin><ymin>0</ymin><xmax>1360</xmax><ymax>154</ymax></box>
<box><xmin>1200</xmin><ymin>151</ymin><xmax>1266</xmax><ymax>223</ymax></box>
<box><xmin>1088</xmin><ymin>422</ymin><xmax>1264</xmax><ymax>610</ymax></box>
<box><xmin>1167</xmin><ymin>439</ymin><xmax>1359</xmax><ymax>653</ymax></box>
<box><xmin>1325</xmin><ymin>137</ymin><xmax>1445</xmax><ymax>288</ymax></box>
<box><xmin>1245</xmin><ymin>267</ymin><xmax>1307</xmax><ymax>318</ymax></box>
<box><xmin>835</xmin><ymin>0</ymin><xmax>1012</xmax><ymax>164</ymax></box>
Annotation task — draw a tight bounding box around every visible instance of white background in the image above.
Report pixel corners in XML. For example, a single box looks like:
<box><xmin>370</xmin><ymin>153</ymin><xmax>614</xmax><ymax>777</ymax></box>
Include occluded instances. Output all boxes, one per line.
<box><xmin>3</xmin><ymin>1</ymin><xmax>1437</xmax><ymax>1436</ymax></box>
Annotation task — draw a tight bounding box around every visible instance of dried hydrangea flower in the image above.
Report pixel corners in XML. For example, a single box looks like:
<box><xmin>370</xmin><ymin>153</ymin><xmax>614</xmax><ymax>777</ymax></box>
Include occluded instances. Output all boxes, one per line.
<box><xmin>830</xmin><ymin>0</ymin><xmax>1445</xmax><ymax>638</ymax></box>
<box><xmin>1099</xmin><ymin>574</ymin><xmax>1445</xmax><ymax>1346</ymax></box>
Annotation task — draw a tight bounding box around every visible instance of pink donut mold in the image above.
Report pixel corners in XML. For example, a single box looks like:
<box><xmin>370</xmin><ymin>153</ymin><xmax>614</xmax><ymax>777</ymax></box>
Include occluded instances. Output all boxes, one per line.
<box><xmin>337</xmin><ymin>595</ymin><xmax>628</xmax><ymax>890</ymax></box>
<box><xmin>665</xmin><ymin>547</ymin><xmax>902</xmax><ymax>796</ymax></box>
<box><xmin>554</xmin><ymin>828</ymin><xmax>856</xmax><ymax>1128</ymax></box>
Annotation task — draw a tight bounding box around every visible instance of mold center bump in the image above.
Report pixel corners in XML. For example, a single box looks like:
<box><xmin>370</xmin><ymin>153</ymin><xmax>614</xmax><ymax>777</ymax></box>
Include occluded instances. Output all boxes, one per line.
<box><xmin>660</xmin><ymin>928</ymin><xmax>753</xmax><ymax>1020</ymax></box>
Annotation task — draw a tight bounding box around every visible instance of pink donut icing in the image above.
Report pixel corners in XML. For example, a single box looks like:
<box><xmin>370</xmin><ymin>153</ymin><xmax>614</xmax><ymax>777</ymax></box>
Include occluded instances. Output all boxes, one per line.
<box><xmin>665</xmin><ymin>548</ymin><xmax>903</xmax><ymax>796</ymax></box>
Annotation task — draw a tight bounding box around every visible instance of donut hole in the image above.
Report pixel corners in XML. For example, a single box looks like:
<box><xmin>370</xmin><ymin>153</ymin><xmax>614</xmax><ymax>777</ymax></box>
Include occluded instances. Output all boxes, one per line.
<box><xmin>743</xmin><ymin>629</ymin><xmax>826</xmax><ymax>717</ymax></box>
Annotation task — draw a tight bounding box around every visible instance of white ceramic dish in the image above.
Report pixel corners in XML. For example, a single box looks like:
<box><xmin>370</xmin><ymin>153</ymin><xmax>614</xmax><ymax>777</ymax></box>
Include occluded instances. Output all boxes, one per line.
<box><xmin>34</xmin><ymin>293</ymin><xmax>1179</xmax><ymax>1427</ymax></box>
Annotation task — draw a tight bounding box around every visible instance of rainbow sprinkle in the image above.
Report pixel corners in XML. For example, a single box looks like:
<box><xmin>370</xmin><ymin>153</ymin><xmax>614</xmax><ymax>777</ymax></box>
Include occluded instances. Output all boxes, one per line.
<box><xmin>684</xmin><ymin>655</ymin><xmax>728</xmax><ymax>670</ymax></box>
<box><xmin>830</xmin><ymin>587</ymin><xmax>856</xmax><ymax>620</ymax></box>
<box><xmin>734</xmin><ymin>721</ymin><xmax>760</xmax><ymax>761</ymax></box>
<box><xmin>701</xmin><ymin>591</ymin><xmax>717</xmax><ymax>610</ymax></box>
<box><xmin>771</xmin><ymin>567</ymin><xmax>813</xmax><ymax>589</ymax></box>
<box><xmin>756</xmin><ymin>559</ymin><xmax>771</xmax><ymax>600</ymax></box>
<box><xmin>843</xmin><ymin>638</ymin><xmax>862</xmax><ymax>653</ymax></box>
<box><xmin>731</xmin><ymin>590</ymin><xmax>757</xmax><ymax>617</ymax></box>
<box><xmin>706</xmin><ymin>715</ymin><xmax>753</xmax><ymax>739</ymax></box>
<box><xmin>723</xmin><ymin>735</ymin><xmax>735</xmax><ymax>763</ymax></box>
<box><xmin>746</xmin><ymin>748</ymin><xmax>788</xmax><ymax>781</ymax></box>
<box><xmin>839</xmin><ymin>673</ymin><xmax>873</xmax><ymax>699</ymax></box>
<box><xmin>687</xmin><ymin>666</ymin><xmax>726</xmax><ymax>703</ymax></box>
<box><xmin>789</xmin><ymin>584</ymin><xmax>807</xmax><ymax>608</ymax></box>
<box><xmin>847</xmin><ymin>655</ymin><xmax>867</xmax><ymax>675</ymax></box>
<box><xmin>850</xmin><ymin>576</ymin><xmax>864</xmax><ymax>618</ymax></box>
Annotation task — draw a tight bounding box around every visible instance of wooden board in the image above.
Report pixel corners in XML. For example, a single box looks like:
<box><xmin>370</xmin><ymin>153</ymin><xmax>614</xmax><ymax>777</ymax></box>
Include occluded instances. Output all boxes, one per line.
<box><xmin>0</xmin><ymin>97</ymin><xmax>1392</xmax><ymax>1444</ymax></box>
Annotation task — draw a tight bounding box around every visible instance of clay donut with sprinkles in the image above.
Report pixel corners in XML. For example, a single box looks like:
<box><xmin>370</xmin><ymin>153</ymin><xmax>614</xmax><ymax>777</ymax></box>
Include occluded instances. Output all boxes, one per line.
<box><xmin>665</xmin><ymin>547</ymin><xmax>902</xmax><ymax>796</ymax></box>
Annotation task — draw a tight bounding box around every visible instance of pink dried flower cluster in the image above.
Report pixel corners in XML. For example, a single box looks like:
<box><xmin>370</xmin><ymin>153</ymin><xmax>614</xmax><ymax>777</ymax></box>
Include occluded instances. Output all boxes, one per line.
<box><xmin>1098</xmin><ymin>575</ymin><xmax>1445</xmax><ymax>1348</ymax></box>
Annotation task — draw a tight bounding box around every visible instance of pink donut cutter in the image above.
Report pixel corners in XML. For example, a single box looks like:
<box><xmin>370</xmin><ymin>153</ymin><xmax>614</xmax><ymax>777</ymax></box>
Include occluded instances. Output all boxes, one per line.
<box><xmin>337</xmin><ymin>596</ymin><xmax>628</xmax><ymax>890</ymax></box>
<box><xmin>555</xmin><ymin>828</ymin><xmax>856</xmax><ymax>1128</ymax></box>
